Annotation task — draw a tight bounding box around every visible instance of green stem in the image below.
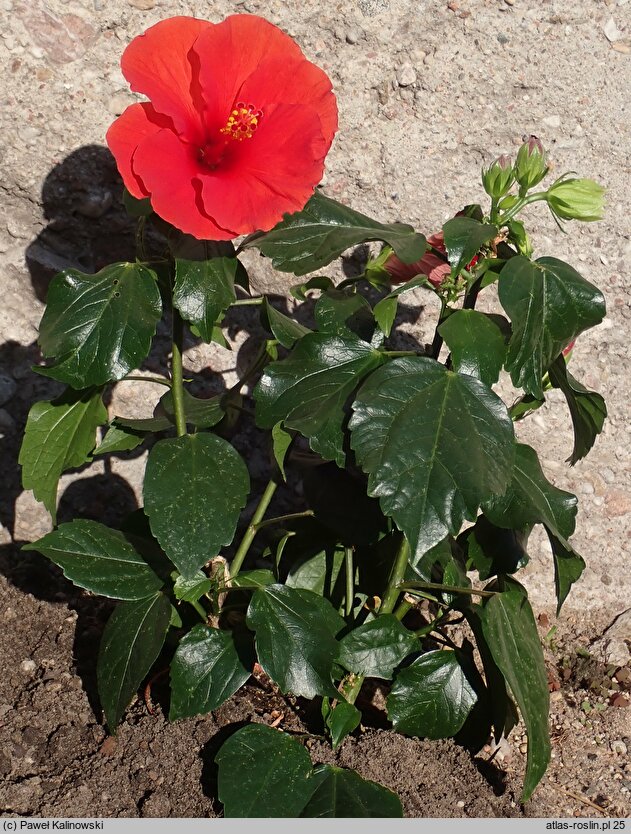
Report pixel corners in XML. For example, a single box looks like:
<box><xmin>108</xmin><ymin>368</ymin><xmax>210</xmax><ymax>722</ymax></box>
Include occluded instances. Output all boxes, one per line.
<box><xmin>499</xmin><ymin>191</ymin><xmax>547</xmax><ymax>224</ymax></box>
<box><xmin>121</xmin><ymin>374</ymin><xmax>172</xmax><ymax>388</ymax></box>
<box><xmin>382</xmin><ymin>350</ymin><xmax>422</xmax><ymax>358</ymax></box>
<box><xmin>230</xmin><ymin>342</ymin><xmax>272</xmax><ymax>393</ymax></box>
<box><xmin>398</xmin><ymin>580</ymin><xmax>497</xmax><ymax>598</ymax></box>
<box><xmin>231</xmin><ymin>297</ymin><xmax>264</xmax><ymax>307</ymax></box>
<box><xmin>430</xmin><ymin>299</ymin><xmax>449</xmax><ymax>360</ymax></box>
<box><xmin>393</xmin><ymin>598</ymin><xmax>412</xmax><ymax>621</ymax></box>
<box><xmin>170</xmin><ymin>309</ymin><xmax>187</xmax><ymax>438</ymax></box>
<box><xmin>230</xmin><ymin>479</ymin><xmax>278</xmax><ymax>579</ymax></box>
<box><xmin>489</xmin><ymin>197</ymin><xmax>499</xmax><ymax>226</ymax></box>
<box><xmin>189</xmin><ymin>600</ymin><xmax>207</xmax><ymax>622</ymax></box>
<box><xmin>344</xmin><ymin>546</ymin><xmax>354</xmax><ymax>619</ymax></box>
<box><xmin>254</xmin><ymin>509</ymin><xmax>314</xmax><ymax>532</ymax></box>
<box><xmin>379</xmin><ymin>536</ymin><xmax>410</xmax><ymax>615</ymax></box>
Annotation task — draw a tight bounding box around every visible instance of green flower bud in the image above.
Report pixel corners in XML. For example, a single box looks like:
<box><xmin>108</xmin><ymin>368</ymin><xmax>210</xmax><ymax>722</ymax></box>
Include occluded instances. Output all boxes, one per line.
<box><xmin>482</xmin><ymin>154</ymin><xmax>515</xmax><ymax>199</ymax></box>
<box><xmin>547</xmin><ymin>177</ymin><xmax>606</xmax><ymax>222</ymax></box>
<box><xmin>514</xmin><ymin>135</ymin><xmax>548</xmax><ymax>192</ymax></box>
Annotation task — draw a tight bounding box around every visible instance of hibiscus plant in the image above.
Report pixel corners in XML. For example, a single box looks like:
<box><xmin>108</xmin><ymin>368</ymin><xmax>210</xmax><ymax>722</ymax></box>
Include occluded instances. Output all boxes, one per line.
<box><xmin>19</xmin><ymin>14</ymin><xmax>608</xmax><ymax>818</ymax></box>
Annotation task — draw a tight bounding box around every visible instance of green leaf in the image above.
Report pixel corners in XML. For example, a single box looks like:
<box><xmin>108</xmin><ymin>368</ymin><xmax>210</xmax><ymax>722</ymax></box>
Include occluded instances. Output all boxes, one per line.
<box><xmin>442</xmin><ymin>216</ymin><xmax>497</xmax><ymax>275</ymax></box>
<box><xmin>350</xmin><ymin>358</ymin><xmax>515</xmax><ymax>562</ymax></box>
<box><xmin>255</xmin><ymin>333</ymin><xmax>385</xmax><ymax>467</ymax></box>
<box><xmin>271</xmin><ymin>422</ymin><xmax>293</xmax><ymax>480</ymax></box>
<box><xmin>19</xmin><ymin>388</ymin><xmax>107</xmax><ymax>523</ymax></box>
<box><xmin>373</xmin><ymin>296</ymin><xmax>399</xmax><ymax>338</ymax></box>
<box><xmin>249</xmin><ymin>190</ymin><xmax>427</xmax><ymax>275</ymax></box>
<box><xmin>483</xmin><ymin>442</ymin><xmax>577</xmax><ymax>541</ymax></box>
<box><xmin>387</xmin><ymin>650</ymin><xmax>478</xmax><ymax>738</ymax></box>
<box><xmin>459</xmin><ymin>515</ymin><xmax>530</xmax><ymax>580</ymax></box>
<box><xmin>479</xmin><ymin>578</ymin><xmax>550</xmax><ymax>802</ymax></box>
<box><xmin>438</xmin><ymin>310</ymin><xmax>506</xmax><ymax>386</ymax></box>
<box><xmin>216</xmin><ymin>724</ymin><xmax>313</xmax><ymax>817</ymax></box>
<box><xmin>338</xmin><ymin>615</ymin><xmax>418</xmax><ymax>680</ymax></box>
<box><xmin>173</xmin><ymin>256</ymin><xmax>237</xmax><ymax>342</ymax></box>
<box><xmin>115</xmin><ymin>415</ymin><xmax>173</xmax><ymax>433</ymax></box>
<box><xmin>285</xmin><ymin>547</ymin><xmax>346</xmax><ymax>604</ymax></box>
<box><xmin>263</xmin><ymin>299</ymin><xmax>311</xmax><ymax>348</ymax></box>
<box><xmin>325</xmin><ymin>702</ymin><xmax>361</xmax><ymax>750</ymax></box>
<box><xmin>301</xmin><ymin>765</ymin><xmax>403</xmax><ymax>818</ymax></box>
<box><xmin>230</xmin><ymin>569</ymin><xmax>276</xmax><ymax>589</ymax></box>
<box><xmin>548</xmin><ymin>356</ymin><xmax>607</xmax><ymax>465</ymax></box>
<box><xmin>97</xmin><ymin>592</ymin><xmax>171</xmax><ymax>730</ymax></box>
<box><xmin>499</xmin><ymin>256</ymin><xmax>606</xmax><ymax>398</ymax></box>
<box><xmin>173</xmin><ymin>571</ymin><xmax>213</xmax><ymax>602</ymax></box>
<box><xmin>23</xmin><ymin>520</ymin><xmax>163</xmax><ymax>600</ymax></box>
<box><xmin>314</xmin><ymin>289</ymin><xmax>374</xmax><ymax>340</ymax></box>
<box><xmin>94</xmin><ymin>423</ymin><xmax>145</xmax><ymax>456</ymax></box>
<box><xmin>160</xmin><ymin>388</ymin><xmax>225</xmax><ymax>430</ymax></box>
<box><xmin>546</xmin><ymin>529</ymin><xmax>585</xmax><ymax>615</ymax></box>
<box><xmin>144</xmin><ymin>434</ymin><xmax>250</xmax><ymax>578</ymax></box>
<box><xmin>169</xmin><ymin>625</ymin><xmax>253</xmax><ymax>720</ymax></box>
<box><xmin>37</xmin><ymin>263</ymin><xmax>162</xmax><ymax>388</ymax></box>
<box><xmin>247</xmin><ymin>584</ymin><xmax>344</xmax><ymax>698</ymax></box>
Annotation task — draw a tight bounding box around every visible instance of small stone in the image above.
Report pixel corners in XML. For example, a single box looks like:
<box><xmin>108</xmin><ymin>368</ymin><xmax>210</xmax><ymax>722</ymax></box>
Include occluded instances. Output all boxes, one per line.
<box><xmin>604</xmin><ymin>17</ymin><xmax>623</xmax><ymax>42</ymax></box>
<box><xmin>456</xmin><ymin>800</ymin><xmax>465</xmax><ymax>808</ymax></box>
<box><xmin>542</xmin><ymin>114</ymin><xmax>561</xmax><ymax>129</ymax></box>
<box><xmin>519</xmin><ymin>742</ymin><xmax>528</xmax><ymax>754</ymax></box>
<box><xmin>396</xmin><ymin>62</ymin><xmax>416</xmax><ymax>87</ymax></box>
<box><xmin>0</xmin><ymin>371</ymin><xmax>17</xmax><ymax>406</ymax></box>
<box><xmin>99</xmin><ymin>736</ymin><xmax>117</xmax><ymax>756</ymax></box>
<box><xmin>610</xmin><ymin>693</ymin><xmax>630</xmax><ymax>708</ymax></box>
<box><xmin>612</xmin><ymin>40</ymin><xmax>631</xmax><ymax>53</ymax></box>
<box><xmin>15</xmin><ymin>4</ymin><xmax>98</xmax><ymax>64</ymax></box>
<box><xmin>127</xmin><ymin>0</ymin><xmax>155</xmax><ymax>8</ymax></box>
<box><xmin>497</xmin><ymin>33</ymin><xmax>509</xmax><ymax>45</ymax></box>
<box><xmin>604</xmin><ymin>639</ymin><xmax>631</xmax><ymax>668</ymax></box>
<box><xmin>20</xmin><ymin>659</ymin><xmax>37</xmax><ymax>676</ymax></box>
<box><xmin>601</xmin><ymin>467</ymin><xmax>616</xmax><ymax>484</ymax></box>
<box><xmin>612</xmin><ymin>740</ymin><xmax>628</xmax><ymax>756</ymax></box>
<box><xmin>345</xmin><ymin>26</ymin><xmax>362</xmax><ymax>44</ymax></box>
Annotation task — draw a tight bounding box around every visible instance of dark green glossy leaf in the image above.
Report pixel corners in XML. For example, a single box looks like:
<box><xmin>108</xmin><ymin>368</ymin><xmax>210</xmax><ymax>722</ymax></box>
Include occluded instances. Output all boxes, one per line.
<box><xmin>290</xmin><ymin>276</ymin><xmax>334</xmax><ymax>301</ymax></box>
<box><xmin>24</xmin><ymin>520</ymin><xmax>163</xmax><ymax>600</ymax></box>
<box><xmin>94</xmin><ymin>423</ymin><xmax>145</xmax><ymax>456</ymax></box>
<box><xmin>216</xmin><ymin>724</ymin><xmax>313</xmax><ymax>818</ymax></box>
<box><xmin>350</xmin><ymin>358</ymin><xmax>515</xmax><ymax>562</ymax></box>
<box><xmin>314</xmin><ymin>290</ymin><xmax>374</xmax><ymax>340</ymax></box>
<box><xmin>546</xmin><ymin>528</ymin><xmax>585</xmax><ymax>615</ymax></box>
<box><xmin>325</xmin><ymin>702</ymin><xmax>361</xmax><ymax>750</ymax></box>
<box><xmin>480</xmin><ymin>578</ymin><xmax>550</xmax><ymax>802</ymax></box>
<box><xmin>230</xmin><ymin>569</ymin><xmax>276</xmax><ymax>589</ymax></box>
<box><xmin>97</xmin><ymin>593</ymin><xmax>171</xmax><ymax>730</ymax></box>
<box><xmin>442</xmin><ymin>216</ymin><xmax>497</xmax><ymax>275</ymax></box>
<box><xmin>373</xmin><ymin>276</ymin><xmax>430</xmax><ymax>337</ymax></box>
<box><xmin>410</xmin><ymin>536</ymin><xmax>454</xmax><ymax>580</ymax></box>
<box><xmin>548</xmin><ymin>356</ymin><xmax>607</xmax><ymax>465</ymax></box>
<box><xmin>483</xmin><ymin>442</ymin><xmax>577</xmax><ymax>541</ymax></box>
<box><xmin>247</xmin><ymin>584</ymin><xmax>344</xmax><ymax>698</ymax></box>
<box><xmin>387</xmin><ymin>650</ymin><xmax>478</xmax><ymax>738</ymax></box>
<box><xmin>173</xmin><ymin>256</ymin><xmax>237</xmax><ymax>342</ymax></box>
<box><xmin>499</xmin><ymin>256</ymin><xmax>606</xmax><ymax>398</ymax></box>
<box><xmin>144</xmin><ymin>434</ymin><xmax>250</xmax><ymax>578</ymax></box>
<box><xmin>439</xmin><ymin>310</ymin><xmax>506</xmax><ymax>386</ymax></box>
<box><xmin>285</xmin><ymin>547</ymin><xmax>346</xmax><ymax>605</ymax></box>
<box><xmin>115</xmin><ymin>414</ymin><xmax>173</xmax><ymax>433</ymax></box>
<box><xmin>459</xmin><ymin>515</ymin><xmax>531</xmax><ymax>580</ymax></box>
<box><xmin>169</xmin><ymin>625</ymin><xmax>253</xmax><ymax>720</ymax></box>
<box><xmin>301</xmin><ymin>765</ymin><xmax>403</xmax><ymax>818</ymax></box>
<box><xmin>255</xmin><ymin>333</ymin><xmax>385</xmax><ymax>467</ymax></box>
<box><xmin>249</xmin><ymin>190</ymin><xmax>426</xmax><ymax>275</ymax></box>
<box><xmin>38</xmin><ymin>263</ymin><xmax>162</xmax><ymax>388</ymax></box>
<box><xmin>173</xmin><ymin>571</ymin><xmax>213</xmax><ymax>602</ymax></box>
<box><xmin>339</xmin><ymin>615</ymin><xmax>418</xmax><ymax>680</ymax></box>
<box><xmin>19</xmin><ymin>388</ymin><xmax>107</xmax><ymax>523</ymax></box>
<box><xmin>263</xmin><ymin>299</ymin><xmax>311</xmax><ymax>348</ymax></box>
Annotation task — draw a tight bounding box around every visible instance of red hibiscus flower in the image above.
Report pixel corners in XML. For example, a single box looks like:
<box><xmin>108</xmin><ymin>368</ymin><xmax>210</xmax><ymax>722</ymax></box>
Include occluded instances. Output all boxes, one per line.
<box><xmin>106</xmin><ymin>15</ymin><xmax>338</xmax><ymax>240</ymax></box>
<box><xmin>384</xmin><ymin>230</ymin><xmax>480</xmax><ymax>287</ymax></box>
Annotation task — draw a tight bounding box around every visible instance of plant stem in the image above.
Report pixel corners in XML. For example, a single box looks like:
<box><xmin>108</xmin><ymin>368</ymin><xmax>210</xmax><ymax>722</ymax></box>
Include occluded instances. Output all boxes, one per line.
<box><xmin>190</xmin><ymin>600</ymin><xmax>208</xmax><ymax>622</ymax></box>
<box><xmin>398</xmin><ymin>580</ymin><xmax>497</xmax><ymax>598</ymax></box>
<box><xmin>254</xmin><ymin>509</ymin><xmax>314</xmax><ymax>532</ymax></box>
<box><xmin>393</xmin><ymin>598</ymin><xmax>413</xmax><ymax>621</ymax></box>
<box><xmin>121</xmin><ymin>374</ymin><xmax>172</xmax><ymax>388</ymax></box>
<box><xmin>230</xmin><ymin>342</ymin><xmax>271</xmax><ymax>393</ymax></box>
<box><xmin>462</xmin><ymin>276</ymin><xmax>483</xmax><ymax>311</ymax></box>
<box><xmin>379</xmin><ymin>535</ymin><xmax>410</xmax><ymax>615</ymax></box>
<box><xmin>230</xmin><ymin>479</ymin><xmax>278</xmax><ymax>579</ymax></box>
<box><xmin>499</xmin><ymin>191</ymin><xmax>547</xmax><ymax>225</ymax></box>
<box><xmin>382</xmin><ymin>350</ymin><xmax>422</xmax><ymax>358</ymax></box>
<box><xmin>170</xmin><ymin>309</ymin><xmax>187</xmax><ymax>438</ymax></box>
<box><xmin>344</xmin><ymin>546</ymin><xmax>354</xmax><ymax>618</ymax></box>
<box><xmin>231</xmin><ymin>297</ymin><xmax>264</xmax><ymax>307</ymax></box>
<box><xmin>430</xmin><ymin>299</ymin><xmax>449</xmax><ymax>360</ymax></box>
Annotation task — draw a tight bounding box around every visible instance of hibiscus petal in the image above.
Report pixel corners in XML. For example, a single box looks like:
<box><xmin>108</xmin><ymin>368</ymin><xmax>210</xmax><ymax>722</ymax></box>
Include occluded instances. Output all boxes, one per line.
<box><xmin>106</xmin><ymin>102</ymin><xmax>172</xmax><ymax>198</ymax></box>
<box><xmin>235</xmin><ymin>55</ymin><xmax>338</xmax><ymax>152</ymax></box>
<box><xmin>121</xmin><ymin>16</ymin><xmax>211</xmax><ymax>143</ymax></box>
<box><xmin>199</xmin><ymin>102</ymin><xmax>327</xmax><ymax>234</ymax></box>
<box><xmin>192</xmin><ymin>15</ymin><xmax>306</xmax><ymax>129</ymax></box>
<box><xmin>132</xmin><ymin>128</ymin><xmax>238</xmax><ymax>240</ymax></box>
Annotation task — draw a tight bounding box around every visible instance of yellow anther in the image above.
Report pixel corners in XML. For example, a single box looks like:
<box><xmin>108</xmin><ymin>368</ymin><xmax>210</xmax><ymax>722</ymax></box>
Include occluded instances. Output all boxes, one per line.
<box><xmin>220</xmin><ymin>101</ymin><xmax>263</xmax><ymax>141</ymax></box>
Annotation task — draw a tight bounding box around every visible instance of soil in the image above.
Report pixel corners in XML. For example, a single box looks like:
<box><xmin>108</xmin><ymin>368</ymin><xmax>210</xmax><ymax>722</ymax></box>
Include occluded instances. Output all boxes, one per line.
<box><xmin>1</xmin><ymin>0</ymin><xmax>630</xmax><ymax>820</ymax></box>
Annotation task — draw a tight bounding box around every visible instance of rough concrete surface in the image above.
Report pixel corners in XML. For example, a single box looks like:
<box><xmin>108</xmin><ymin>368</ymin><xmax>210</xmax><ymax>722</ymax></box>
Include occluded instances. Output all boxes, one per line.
<box><xmin>0</xmin><ymin>0</ymin><xmax>630</xmax><ymax>818</ymax></box>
